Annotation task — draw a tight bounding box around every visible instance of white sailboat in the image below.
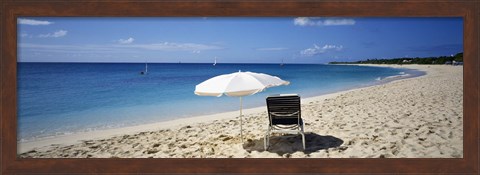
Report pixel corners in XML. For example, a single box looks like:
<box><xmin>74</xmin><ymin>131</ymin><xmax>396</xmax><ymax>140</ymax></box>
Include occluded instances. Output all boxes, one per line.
<box><xmin>213</xmin><ymin>57</ymin><xmax>217</xmax><ymax>66</ymax></box>
<box><xmin>280</xmin><ymin>58</ymin><xmax>284</xmax><ymax>66</ymax></box>
<box><xmin>140</xmin><ymin>62</ymin><xmax>148</xmax><ymax>75</ymax></box>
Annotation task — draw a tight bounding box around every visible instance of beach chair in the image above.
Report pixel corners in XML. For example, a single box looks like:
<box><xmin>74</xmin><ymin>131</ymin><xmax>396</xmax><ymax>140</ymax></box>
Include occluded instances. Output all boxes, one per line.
<box><xmin>264</xmin><ymin>94</ymin><xmax>305</xmax><ymax>150</ymax></box>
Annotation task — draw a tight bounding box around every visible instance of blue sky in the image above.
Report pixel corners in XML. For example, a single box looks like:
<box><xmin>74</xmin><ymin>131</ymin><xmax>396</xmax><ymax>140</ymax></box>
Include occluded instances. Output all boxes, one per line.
<box><xmin>17</xmin><ymin>17</ymin><xmax>463</xmax><ymax>64</ymax></box>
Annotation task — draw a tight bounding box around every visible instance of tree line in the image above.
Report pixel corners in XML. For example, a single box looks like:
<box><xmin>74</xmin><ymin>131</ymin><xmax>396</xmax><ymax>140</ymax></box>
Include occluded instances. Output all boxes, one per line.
<box><xmin>330</xmin><ymin>52</ymin><xmax>463</xmax><ymax>65</ymax></box>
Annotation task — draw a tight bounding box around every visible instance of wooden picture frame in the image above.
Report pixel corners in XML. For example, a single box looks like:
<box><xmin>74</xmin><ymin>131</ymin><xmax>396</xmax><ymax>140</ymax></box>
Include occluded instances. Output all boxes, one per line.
<box><xmin>1</xmin><ymin>0</ymin><xmax>478</xmax><ymax>174</ymax></box>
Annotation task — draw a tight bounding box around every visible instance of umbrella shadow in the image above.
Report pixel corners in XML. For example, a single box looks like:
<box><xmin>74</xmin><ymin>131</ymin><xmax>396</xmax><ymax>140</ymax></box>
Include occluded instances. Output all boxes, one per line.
<box><xmin>243</xmin><ymin>132</ymin><xmax>344</xmax><ymax>156</ymax></box>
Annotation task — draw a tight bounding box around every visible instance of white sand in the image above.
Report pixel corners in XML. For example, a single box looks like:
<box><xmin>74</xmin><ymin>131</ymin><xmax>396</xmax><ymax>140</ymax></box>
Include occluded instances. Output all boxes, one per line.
<box><xmin>18</xmin><ymin>64</ymin><xmax>463</xmax><ymax>158</ymax></box>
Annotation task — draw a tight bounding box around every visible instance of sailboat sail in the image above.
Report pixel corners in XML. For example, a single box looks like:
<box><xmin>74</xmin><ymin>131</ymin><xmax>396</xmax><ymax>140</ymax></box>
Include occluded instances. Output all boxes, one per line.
<box><xmin>140</xmin><ymin>61</ymin><xmax>148</xmax><ymax>75</ymax></box>
<box><xmin>145</xmin><ymin>63</ymin><xmax>148</xmax><ymax>73</ymax></box>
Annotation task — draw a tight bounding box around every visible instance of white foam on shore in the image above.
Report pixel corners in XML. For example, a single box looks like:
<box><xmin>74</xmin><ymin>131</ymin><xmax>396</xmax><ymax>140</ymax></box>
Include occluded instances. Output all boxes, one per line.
<box><xmin>376</xmin><ymin>73</ymin><xmax>410</xmax><ymax>81</ymax></box>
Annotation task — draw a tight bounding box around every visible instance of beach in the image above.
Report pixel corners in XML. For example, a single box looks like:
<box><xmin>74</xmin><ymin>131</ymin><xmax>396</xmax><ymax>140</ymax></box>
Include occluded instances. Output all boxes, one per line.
<box><xmin>18</xmin><ymin>64</ymin><xmax>463</xmax><ymax>158</ymax></box>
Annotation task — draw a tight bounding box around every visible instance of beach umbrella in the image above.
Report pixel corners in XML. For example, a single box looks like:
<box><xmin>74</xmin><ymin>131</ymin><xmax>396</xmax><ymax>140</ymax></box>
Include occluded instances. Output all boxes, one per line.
<box><xmin>194</xmin><ymin>70</ymin><xmax>290</xmax><ymax>143</ymax></box>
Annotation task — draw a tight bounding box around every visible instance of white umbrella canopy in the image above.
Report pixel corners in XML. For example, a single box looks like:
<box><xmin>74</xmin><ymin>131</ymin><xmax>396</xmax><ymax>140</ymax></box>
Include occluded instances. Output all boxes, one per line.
<box><xmin>195</xmin><ymin>71</ymin><xmax>290</xmax><ymax>97</ymax></box>
<box><xmin>194</xmin><ymin>71</ymin><xmax>290</xmax><ymax>143</ymax></box>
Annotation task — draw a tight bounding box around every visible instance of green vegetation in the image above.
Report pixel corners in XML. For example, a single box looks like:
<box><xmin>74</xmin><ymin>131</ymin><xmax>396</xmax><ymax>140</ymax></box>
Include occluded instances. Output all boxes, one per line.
<box><xmin>330</xmin><ymin>52</ymin><xmax>463</xmax><ymax>65</ymax></box>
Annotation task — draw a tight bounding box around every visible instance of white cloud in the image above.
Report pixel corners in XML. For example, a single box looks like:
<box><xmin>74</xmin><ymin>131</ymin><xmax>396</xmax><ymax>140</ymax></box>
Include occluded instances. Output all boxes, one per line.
<box><xmin>19</xmin><ymin>43</ymin><xmax>122</xmax><ymax>54</ymax></box>
<box><xmin>300</xmin><ymin>44</ymin><xmax>343</xmax><ymax>56</ymax></box>
<box><xmin>19</xmin><ymin>42</ymin><xmax>222</xmax><ymax>54</ymax></box>
<box><xmin>118</xmin><ymin>37</ymin><xmax>134</xmax><ymax>44</ymax></box>
<box><xmin>256</xmin><ymin>47</ymin><xmax>287</xmax><ymax>51</ymax></box>
<box><xmin>294</xmin><ymin>17</ymin><xmax>355</xmax><ymax>26</ymax></box>
<box><xmin>117</xmin><ymin>42</ymin><xmax>222</xmax><ymax>51</ymax></box>
<box><xmin>38</xmin><ymin>30</ymin><xmax>67</xmax><ymax>38</ymax></box>
<box><xmin>323</xmin><ymin>18</ymin><xmax>355</xmax><ymax>26</ymax></box>
<box><xmin>18</xmin><ymin>18</ymin><xmax>53</xmax><ymax>25</ymax></box>
<box><xmin>293</xmin><ymin>17</ymin><xmax>313</xmax><ymax>26</ymax></box>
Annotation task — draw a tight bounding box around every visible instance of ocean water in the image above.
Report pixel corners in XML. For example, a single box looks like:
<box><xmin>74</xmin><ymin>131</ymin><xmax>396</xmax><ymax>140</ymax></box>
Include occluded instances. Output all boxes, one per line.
<box><xmin>17</xmin><ymin>63</ymin><xmax>424</xmax><ymax>141</ymax></box>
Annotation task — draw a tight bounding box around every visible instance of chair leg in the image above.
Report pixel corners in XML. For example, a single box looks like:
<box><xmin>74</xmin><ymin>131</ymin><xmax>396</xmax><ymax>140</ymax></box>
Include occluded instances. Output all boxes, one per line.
<box><xmin>300</xmin><ymin>124</ymin><xmax>305</xmax><ymax>150</ymax></box>
<box><xmin>301</xmin><ymin>132</ymin><xmax>306</xmax><ymax>150</ymax></box>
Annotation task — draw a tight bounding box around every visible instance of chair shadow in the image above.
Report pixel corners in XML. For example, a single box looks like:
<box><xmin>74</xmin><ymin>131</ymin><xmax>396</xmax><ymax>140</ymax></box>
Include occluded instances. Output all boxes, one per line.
<box><xmin>243</xmin><ymin>132</ymin><xmax>344</xmax><ymax>156</ymax></box>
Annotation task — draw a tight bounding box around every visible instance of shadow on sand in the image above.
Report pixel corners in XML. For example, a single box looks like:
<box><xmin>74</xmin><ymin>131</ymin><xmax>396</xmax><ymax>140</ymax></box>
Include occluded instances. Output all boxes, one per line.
<box><xmin>243</xmin><ymin>132</ymin><xmax>344</xmax><ymax>156</ymax></box>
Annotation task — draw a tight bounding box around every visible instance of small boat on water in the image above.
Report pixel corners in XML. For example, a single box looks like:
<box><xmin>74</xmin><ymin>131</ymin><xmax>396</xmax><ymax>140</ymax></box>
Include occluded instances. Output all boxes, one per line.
<box><xmin>140</xmin><ymin>62</ymin><xmax>148</xmax><ymax>75</ymax></box>
<box><xmin>213</xmin><ymin>57</ymin><xmax>217</xmax><ymax>66</ymax></box>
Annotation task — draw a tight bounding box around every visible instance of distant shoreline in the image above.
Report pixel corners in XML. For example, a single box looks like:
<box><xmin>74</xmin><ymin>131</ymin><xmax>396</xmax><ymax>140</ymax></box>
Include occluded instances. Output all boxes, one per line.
<box><xmin>329</xmin><ymin>52</ymin><xmax>463</xmax><ymax>65</ymax></box>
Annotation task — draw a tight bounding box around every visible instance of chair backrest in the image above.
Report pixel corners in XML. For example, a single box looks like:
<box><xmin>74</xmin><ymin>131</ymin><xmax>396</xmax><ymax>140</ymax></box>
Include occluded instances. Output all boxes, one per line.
<box><xmin>266</xmin><ymin>94</ymin><xmax>301</xmax><ymax>126</ymax></box>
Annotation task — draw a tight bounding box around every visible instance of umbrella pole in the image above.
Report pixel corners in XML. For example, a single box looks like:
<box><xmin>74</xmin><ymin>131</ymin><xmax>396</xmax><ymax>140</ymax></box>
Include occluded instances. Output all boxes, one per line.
<box><xmin>240</xmin><ymin>96</ymin><xmax>244</xmax><ymax>143</ymax></box>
